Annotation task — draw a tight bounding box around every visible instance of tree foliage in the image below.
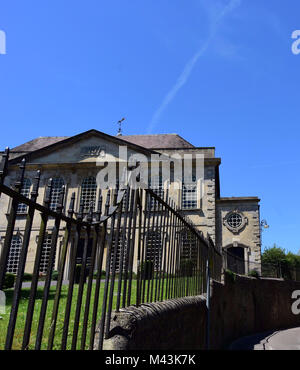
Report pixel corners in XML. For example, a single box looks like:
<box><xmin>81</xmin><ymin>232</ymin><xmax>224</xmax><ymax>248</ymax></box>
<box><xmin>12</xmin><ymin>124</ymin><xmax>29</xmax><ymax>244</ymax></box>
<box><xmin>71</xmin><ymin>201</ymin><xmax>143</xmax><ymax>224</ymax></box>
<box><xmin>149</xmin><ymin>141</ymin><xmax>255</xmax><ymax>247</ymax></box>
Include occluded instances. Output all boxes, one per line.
<box><xmin>262</xmin><ymin>244</ymin><xmax>300</xmax><ymax>280</ymax></box>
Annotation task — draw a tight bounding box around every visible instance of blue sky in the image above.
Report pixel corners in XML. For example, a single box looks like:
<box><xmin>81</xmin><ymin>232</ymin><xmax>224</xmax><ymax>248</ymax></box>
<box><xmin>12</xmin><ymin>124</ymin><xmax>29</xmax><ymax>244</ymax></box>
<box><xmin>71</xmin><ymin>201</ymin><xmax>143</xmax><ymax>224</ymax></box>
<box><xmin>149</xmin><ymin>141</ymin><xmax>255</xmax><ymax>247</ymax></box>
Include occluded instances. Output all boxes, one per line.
<box><xmin>0</xmin><ymin>0</ymin><xmax>299</xmax><ymax>253</ymax></box>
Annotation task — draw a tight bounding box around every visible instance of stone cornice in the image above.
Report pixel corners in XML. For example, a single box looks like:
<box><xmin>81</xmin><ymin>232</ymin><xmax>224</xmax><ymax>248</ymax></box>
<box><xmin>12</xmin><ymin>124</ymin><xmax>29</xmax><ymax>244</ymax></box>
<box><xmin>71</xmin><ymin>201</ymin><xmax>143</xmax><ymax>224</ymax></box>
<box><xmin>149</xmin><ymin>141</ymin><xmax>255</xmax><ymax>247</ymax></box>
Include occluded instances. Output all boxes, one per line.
<box><xmin>217</xmin><ymin>197</ymin><xmax>260</xmax><ymax>203</ymax></box>
<box><xmin>7</xmin><ymin>157</ymin><xmax>222</xmax><ymax>170</ymax></box>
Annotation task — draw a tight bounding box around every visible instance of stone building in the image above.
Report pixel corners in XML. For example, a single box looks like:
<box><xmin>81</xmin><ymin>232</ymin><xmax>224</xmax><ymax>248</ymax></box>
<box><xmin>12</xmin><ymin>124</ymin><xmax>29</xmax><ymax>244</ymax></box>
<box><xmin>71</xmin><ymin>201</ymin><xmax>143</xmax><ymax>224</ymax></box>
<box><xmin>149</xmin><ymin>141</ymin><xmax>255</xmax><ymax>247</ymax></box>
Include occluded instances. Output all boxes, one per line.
<box><xmin>0</xmin><ymin>129</ymin><xmax>261</xmax><ymax>277</ymax></box>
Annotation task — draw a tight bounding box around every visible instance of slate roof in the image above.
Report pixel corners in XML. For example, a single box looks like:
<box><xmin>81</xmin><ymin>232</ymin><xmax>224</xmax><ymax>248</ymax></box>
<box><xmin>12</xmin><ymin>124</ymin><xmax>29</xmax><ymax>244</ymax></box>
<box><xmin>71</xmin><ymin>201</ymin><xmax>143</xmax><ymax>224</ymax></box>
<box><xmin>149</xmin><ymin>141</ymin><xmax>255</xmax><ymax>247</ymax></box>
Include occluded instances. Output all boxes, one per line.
<box><xmin>10</xmin><ymin>133</ymin><xmax>194</xmax><ymax>153</ymax></box>
<box><xmin>11</xmin><ymin>137</ymin><xmax>69</xmax><ymax>152</ymax></box>
<box><xmin>119</xmin><ymin>134</ymin><xmax>195</xmax><ymax>149</ymax></box>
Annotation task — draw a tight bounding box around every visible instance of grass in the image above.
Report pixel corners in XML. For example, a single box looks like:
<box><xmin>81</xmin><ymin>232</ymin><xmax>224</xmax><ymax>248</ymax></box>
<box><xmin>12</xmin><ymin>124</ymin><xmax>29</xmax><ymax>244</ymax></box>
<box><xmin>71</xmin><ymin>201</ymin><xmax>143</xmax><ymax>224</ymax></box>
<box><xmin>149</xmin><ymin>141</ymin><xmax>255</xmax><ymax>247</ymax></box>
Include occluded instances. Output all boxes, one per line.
<box><xmin>0</xmin><ymin>274</ymin><xmax>202</xmax><ymax>350</ymax></box>
<box><xmin>0</xmin><ymin>280</ymin><xmax>137</xmax><ymax>350</ymax></box>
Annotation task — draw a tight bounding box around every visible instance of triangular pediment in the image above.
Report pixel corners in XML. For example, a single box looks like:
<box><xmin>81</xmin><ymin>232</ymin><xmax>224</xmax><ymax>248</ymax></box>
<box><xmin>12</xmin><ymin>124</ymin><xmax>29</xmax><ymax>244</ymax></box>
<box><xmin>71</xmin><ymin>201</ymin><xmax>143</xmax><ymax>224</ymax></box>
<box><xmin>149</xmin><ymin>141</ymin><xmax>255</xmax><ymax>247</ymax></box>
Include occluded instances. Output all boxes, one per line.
<box><xmin>9</xmin><ymin>129</ymin><xmax>156</xmax><ymax>165</ymax></box>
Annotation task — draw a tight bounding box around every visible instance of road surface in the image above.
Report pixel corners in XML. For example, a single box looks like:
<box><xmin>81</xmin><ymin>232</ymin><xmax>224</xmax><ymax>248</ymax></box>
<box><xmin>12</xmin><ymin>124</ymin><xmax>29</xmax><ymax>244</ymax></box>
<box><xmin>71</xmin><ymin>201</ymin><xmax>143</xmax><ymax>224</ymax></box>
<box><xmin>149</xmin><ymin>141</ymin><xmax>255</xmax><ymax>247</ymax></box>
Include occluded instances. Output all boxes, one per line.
<box><xmin>229</xmin><ymin>327</ymin><xmax>300</xmax><ymax>350</ymax></box>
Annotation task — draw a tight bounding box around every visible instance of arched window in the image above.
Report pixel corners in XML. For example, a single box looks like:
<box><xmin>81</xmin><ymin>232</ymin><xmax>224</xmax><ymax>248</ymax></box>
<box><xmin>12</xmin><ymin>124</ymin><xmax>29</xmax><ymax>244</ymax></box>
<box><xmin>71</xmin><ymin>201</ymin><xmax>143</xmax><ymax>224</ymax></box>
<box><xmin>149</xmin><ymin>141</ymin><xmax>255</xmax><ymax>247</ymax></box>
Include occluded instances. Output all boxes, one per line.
<box><xmin>17</xmin><ymin>178</ymin><xmax>31</xmax><ymax>214</ymax></box>
<box><xmin>7</xmin><ymin>235</ymin><xmax>22</xmax><ymax>274</ymax></box>
<box><xmin>50</xmin><ymin>177</ymin><xmax>64</xmax><ymax>211</ymax></box>
<box><xmin>80</xmin><ymin>177</ymin><xmax>97</xmax><ymax>213</ymax></box>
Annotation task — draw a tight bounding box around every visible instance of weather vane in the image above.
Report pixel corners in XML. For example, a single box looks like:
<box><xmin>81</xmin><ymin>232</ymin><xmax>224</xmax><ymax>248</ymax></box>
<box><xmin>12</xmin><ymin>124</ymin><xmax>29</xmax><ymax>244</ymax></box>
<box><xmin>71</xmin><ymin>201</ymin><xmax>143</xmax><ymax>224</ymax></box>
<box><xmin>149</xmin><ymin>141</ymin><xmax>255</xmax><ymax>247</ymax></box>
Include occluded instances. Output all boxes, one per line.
<box><xmin>117</xmin><ymin>118</ymin><xmax>125</xmax><ymax>136</ymax></box>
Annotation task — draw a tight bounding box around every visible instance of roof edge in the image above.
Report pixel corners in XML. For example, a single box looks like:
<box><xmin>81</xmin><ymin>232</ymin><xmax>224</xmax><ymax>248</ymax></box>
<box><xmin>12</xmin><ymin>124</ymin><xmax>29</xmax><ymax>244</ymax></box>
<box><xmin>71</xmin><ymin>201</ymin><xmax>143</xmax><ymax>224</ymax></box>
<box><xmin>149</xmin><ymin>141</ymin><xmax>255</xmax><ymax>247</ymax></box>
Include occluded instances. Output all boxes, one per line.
<box><xmin>217</xmin><ymin>197</ymin><xmax>260</xmax><ymax>203</ymax></box>
<box><xmin>7</xmin><ymin>129</ymin><xmax>160</xmax><ymax>164</ymax></box>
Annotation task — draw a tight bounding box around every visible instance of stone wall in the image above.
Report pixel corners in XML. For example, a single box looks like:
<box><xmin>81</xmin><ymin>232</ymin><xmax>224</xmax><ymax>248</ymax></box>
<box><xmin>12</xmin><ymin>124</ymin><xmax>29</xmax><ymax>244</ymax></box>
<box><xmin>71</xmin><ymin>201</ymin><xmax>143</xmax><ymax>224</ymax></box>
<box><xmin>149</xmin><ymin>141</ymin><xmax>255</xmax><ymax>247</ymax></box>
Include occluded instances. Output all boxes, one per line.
<box><xmin>96</xmin><ymin>274</ymin><xmax>300</xmax><ymax>350</ymax></box>
<box><xmin>210</xmin><ymin>274</ymin><xmax>300</xmax><ymax>349</ymax></box>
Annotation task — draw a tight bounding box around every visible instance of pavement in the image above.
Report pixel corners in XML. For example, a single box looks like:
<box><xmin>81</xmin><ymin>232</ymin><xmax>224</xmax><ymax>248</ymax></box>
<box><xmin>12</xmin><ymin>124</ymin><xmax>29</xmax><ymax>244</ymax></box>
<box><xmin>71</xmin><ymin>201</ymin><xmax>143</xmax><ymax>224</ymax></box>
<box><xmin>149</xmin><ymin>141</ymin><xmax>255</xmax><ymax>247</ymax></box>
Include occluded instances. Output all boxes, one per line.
<box><xmin>229</xmin><ymin>327</ymin><xmax>300</xmax><ymax>350</ymax></box>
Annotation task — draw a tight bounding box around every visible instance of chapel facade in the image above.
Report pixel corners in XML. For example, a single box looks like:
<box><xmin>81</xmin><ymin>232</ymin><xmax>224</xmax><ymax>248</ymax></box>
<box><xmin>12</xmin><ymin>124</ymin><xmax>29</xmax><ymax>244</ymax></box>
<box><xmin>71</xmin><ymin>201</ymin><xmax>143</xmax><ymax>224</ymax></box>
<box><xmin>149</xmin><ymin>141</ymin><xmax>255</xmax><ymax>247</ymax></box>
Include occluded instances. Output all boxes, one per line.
<box><xmin>0</xmin><ymin>129</ymin><xmax>261</xmax><ymax>277</ymax></box>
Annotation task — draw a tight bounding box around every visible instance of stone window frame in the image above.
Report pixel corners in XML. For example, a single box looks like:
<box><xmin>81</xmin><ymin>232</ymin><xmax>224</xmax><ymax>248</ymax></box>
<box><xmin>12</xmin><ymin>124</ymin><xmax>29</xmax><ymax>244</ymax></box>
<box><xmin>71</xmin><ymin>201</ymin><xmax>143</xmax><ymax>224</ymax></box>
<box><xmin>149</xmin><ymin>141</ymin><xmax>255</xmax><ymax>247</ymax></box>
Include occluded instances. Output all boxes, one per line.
<box><xmin>223</xmin><ymin>210</ymin><xmax>248</xmax><ymax>234</ymax></box>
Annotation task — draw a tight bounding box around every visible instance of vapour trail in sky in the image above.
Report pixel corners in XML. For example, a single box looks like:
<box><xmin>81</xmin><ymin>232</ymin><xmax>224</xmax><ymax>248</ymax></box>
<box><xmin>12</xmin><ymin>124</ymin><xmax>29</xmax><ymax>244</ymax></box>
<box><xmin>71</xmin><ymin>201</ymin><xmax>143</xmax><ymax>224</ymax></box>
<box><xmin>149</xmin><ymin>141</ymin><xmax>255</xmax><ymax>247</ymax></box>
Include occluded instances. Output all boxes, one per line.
<box><xmin>147</xmin><ymin>0</ymin><xmax>241</xmax><ymax>133</ymax></box>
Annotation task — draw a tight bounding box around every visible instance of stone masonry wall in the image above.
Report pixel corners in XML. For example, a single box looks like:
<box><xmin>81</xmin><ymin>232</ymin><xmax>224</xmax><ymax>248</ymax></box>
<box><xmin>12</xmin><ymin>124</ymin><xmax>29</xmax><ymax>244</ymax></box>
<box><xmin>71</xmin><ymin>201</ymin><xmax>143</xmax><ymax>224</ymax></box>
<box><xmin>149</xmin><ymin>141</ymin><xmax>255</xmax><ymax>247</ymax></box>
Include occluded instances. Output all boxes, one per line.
<box><xmin>96</xmin><ymin>274</ymin><xmax>300</xmax><ymax>350</ymax></box>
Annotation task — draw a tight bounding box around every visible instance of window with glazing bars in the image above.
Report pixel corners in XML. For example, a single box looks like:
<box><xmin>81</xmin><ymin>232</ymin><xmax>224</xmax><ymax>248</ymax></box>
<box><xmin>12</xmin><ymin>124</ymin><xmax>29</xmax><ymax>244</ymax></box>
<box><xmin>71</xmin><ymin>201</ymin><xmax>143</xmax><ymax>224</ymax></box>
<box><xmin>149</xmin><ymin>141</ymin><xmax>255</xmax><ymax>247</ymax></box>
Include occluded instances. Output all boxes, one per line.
<box><xmin>149</xmin><ymin>176</ymin><xmax>164</xmax><ymax>209</ymax></box>
<box><xmin>17</xmin><ymin>178</ymin><xmax>31</xmax><ymax>214</ymax></box>
<box><xmin>49</xmin><ymin>177</ymin><xmax>64</xmax><ymax>211</ymax></box>
<box><xmin>181</xmin><ymin>178</ymin><xmax>197</xmax><ymax>209</ymax></box>
<box><xmin>7</xmin><ymin>235</ymin><xmax>22</xmax><ymax>274</ymax></box>
<box><xmin>181</xmin><ymin>231</ymin><xmax>197</xmax><ymax>261</ymax></box>
<box><xmin>111</xmin><ymin>233</ymin><xmax>128</xmax><ymax>273</ymax></box>
<box><xmin>39</xmin><ymin>234</ymin><xmax>56</xmax><ymax>273</ymax></box>
<box><xmin>80</xmin><ymin>176</ymin><xmax>97</xmax><ymax>213</ymax></box>
<box><xmin>146</xmin><ymin>230</ymin><xmax>162</xmax><ymax>271</ymax></box>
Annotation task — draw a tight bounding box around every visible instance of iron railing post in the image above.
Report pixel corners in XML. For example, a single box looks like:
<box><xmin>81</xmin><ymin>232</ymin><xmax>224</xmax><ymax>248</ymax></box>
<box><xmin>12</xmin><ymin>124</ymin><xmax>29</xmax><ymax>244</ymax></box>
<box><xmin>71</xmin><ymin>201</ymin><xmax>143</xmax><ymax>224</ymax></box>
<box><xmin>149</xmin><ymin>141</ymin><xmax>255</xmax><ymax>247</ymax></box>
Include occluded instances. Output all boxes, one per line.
<box><xmin>206</xmin><ymin>258</ymin><xmax>210</xmax><ymax>350</ymax></box>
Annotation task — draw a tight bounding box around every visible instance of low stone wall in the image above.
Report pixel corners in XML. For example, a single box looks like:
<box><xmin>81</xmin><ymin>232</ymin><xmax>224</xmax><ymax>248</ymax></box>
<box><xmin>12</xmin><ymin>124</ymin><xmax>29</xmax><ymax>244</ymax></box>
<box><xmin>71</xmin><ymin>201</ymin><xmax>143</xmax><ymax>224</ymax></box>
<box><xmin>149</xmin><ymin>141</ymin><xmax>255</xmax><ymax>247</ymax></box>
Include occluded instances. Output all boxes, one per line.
<box><xmin>210</xmin><ymin>274</ymin><xmax>300</xmax><ymax>349</ymax></box>
<box><xmin>95</xmin><ymin>273</ymin><xmax>300</xmax><ymax>350</ymax></box>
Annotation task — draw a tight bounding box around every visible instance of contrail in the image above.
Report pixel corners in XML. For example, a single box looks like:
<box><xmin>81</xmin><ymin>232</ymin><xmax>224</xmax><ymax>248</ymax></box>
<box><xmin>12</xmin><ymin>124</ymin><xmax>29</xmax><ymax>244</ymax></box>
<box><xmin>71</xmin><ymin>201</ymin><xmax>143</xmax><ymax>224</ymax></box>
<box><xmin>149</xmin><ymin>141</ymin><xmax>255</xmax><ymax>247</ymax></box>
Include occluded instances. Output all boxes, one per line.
<box><xmin>147</xmin><ymin>0</ymin><xmax>241</xmax><ymax>133</ymax></box>
<box><xmin>0</xmin><ymin>30</ymin><xmax>6</xmax><ymax>55</ymax></box>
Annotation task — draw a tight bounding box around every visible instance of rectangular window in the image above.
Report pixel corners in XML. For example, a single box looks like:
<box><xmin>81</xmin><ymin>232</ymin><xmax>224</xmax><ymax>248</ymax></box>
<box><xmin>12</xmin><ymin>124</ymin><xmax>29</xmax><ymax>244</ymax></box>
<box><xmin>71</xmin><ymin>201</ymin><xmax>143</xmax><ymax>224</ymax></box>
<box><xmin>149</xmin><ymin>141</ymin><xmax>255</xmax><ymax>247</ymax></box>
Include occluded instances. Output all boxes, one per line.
<box><xmin>80</xmin><ymin>177</ymin><xmax>97</xmax><ymax>213</ymax></box>
<box><xmin>181</xmin><ymin>231</ymin><xmax>197</xmax><ymax>260</ymax></box>
<box><xmin>181</xmin><ymin>179</ymin><xmax>197</xmax><ymax>209</ymax></box>
<box><xmin>145</xmin><ymin>230</ymin><xmax>162</xmax><ymax>271</ymax></box>
<box><xmin>17</xmin><ymin>178</ymin><xmax>31</xmax><ymax>214</ymax></box>
<box><xmin>149</xmin><ymin>176</ymin><xmax>164</xmax><ymax>210</ymax></box>
<box><xmin>111</xmin><ymin>233</ymin><xmax>128</xmax><ymax>273</ymax></box>
<box><xmin>7</xmin><ymin>235</ymin><xmax>22</xmax><ymax>274</ymax></box>
<box><xmin>40</xmin><ymin>234</ymin><xmax>56</xmax><ymax>273</ymax></box>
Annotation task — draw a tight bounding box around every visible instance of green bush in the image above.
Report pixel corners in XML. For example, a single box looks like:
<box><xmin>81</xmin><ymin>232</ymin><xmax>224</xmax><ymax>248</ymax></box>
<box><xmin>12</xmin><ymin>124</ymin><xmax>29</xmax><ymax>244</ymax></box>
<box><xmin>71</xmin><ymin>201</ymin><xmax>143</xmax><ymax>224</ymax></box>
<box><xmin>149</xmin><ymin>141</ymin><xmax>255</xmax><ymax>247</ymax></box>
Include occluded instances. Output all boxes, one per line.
<box><xmin>22</xmin><ymin>272</ymin><xmax>33</xmax><ymax>281</ymax></box>
<box><xmin>225</xmin><ymin>269</ymin><xmax>236</xmax><ymax>283</ymax></box>
<box><xmin>141</xmin><ymin>261</ymin><xmax>154</xmax><ymax>280</ymax></box>
<box><xmin>51</xmin><ymin>270</ymin><xmax>59</xmax><ymax>281</ymax></box>
<box><xmin>248</xmin><ymin>269</ymin><xmax>260</xmax><ymax>278</ymax></box>
<box><xmin>179</xmin><ymin>259</ymin><xmax>194</xmax><ymax>277</ymax></box>
<box><xmin>262</xmin><ymin>245</ymin><xmax>286</xmax><ymax>265</ymax></box>
<box><xmin>93</xmin><ymin>270</ymin><xmax>107</xmax><ymax>279</ymax></box>
<box><xmin>261</xmin><ymin>245</ymin><xmax>300</xmax><ymax>280</ymax></box>
<box><xmin>3</xmin><ymin>273</ymin><xmax>15</xmax><ymax>289</ymax></box>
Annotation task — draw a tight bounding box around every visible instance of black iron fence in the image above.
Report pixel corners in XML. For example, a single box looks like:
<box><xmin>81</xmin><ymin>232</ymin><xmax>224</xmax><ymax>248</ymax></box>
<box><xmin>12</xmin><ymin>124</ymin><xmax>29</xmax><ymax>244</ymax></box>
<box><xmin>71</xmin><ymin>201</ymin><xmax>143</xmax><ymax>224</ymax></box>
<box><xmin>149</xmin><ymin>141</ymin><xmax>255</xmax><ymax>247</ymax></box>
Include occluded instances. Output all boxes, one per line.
<box><xmin>223</xmin><ymin>249</ymin><xmax>300</xmax><ymax>281</ymax></box>
<box><xmin>0</xmin><ymin>149</ymin><xmax>222</xmax><ymax>350</ymax></box>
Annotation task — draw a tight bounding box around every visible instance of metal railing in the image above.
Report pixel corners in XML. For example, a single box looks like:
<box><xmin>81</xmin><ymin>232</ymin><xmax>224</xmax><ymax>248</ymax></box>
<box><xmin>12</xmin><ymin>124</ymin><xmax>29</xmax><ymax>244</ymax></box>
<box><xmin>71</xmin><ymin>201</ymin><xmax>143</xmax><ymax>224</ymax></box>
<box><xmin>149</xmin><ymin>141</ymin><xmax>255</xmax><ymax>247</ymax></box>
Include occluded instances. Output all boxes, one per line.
<box><xmin>223</xmin><ymin>249</ymin><xmax>300</xmax><ymax>281</ymax></box>
<box><xmin>0</xmin><ymin>149</ymin><xmax>222</xmax><ymax>350</ymax></box>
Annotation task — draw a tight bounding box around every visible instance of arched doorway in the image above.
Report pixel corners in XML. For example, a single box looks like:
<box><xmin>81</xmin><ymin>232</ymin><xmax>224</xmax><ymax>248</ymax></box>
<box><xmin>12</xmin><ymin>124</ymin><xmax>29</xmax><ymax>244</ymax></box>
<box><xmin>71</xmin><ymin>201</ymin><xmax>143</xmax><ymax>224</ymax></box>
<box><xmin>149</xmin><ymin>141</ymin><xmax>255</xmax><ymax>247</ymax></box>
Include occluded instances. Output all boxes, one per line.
<box><xmin>226</xmin><ymin>246</ymin><xmax>245</xmax><ymax>274</ymax></box>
